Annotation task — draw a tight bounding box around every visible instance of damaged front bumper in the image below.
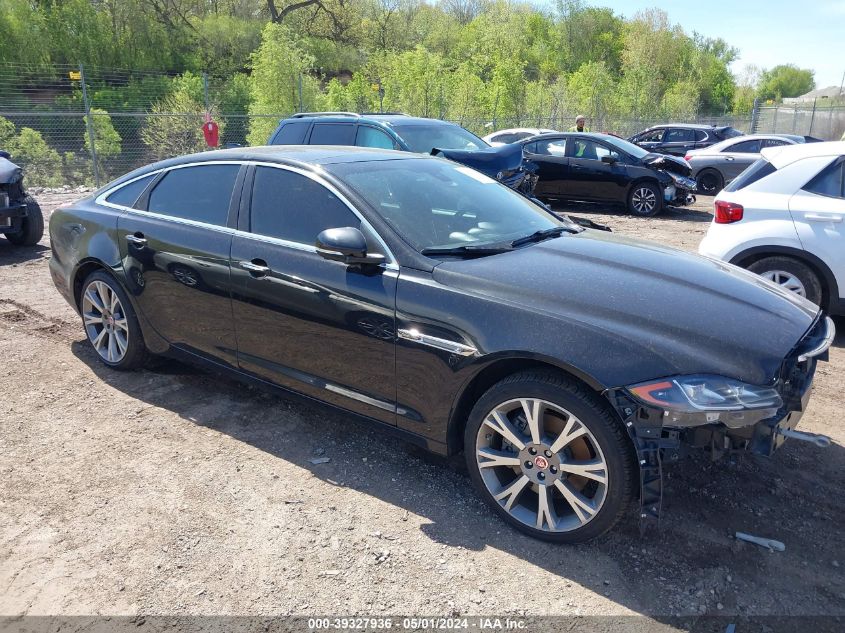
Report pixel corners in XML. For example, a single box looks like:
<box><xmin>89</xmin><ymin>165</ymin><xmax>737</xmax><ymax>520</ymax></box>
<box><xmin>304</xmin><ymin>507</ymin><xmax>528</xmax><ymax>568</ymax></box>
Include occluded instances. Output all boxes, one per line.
<box><xmin>662</xmin><ymin>175</ymin><xmax>698</xmax><ymax>207</ymax></box>
<box><xmin>604</xmin><ymin>315</ymin><xmax>835</xmax><ymax>527</ymax></box>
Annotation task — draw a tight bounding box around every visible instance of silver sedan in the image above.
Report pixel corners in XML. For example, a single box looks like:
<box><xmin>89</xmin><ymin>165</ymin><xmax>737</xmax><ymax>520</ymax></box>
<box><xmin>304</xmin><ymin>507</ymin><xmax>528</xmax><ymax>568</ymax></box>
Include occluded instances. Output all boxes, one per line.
<box><xmin>685</xmin><ymin>134</ymin><xmax>818</xmax><ymax>194</ymax></box>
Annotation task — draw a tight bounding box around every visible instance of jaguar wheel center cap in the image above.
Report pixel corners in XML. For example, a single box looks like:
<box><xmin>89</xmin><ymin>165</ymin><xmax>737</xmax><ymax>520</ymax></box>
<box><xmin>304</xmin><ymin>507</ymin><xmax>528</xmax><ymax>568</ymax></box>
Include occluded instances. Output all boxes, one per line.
<box><xmin>534</xmin><ymin>455</ymin><xmax>549</xmax><ymax>470</ymax></box>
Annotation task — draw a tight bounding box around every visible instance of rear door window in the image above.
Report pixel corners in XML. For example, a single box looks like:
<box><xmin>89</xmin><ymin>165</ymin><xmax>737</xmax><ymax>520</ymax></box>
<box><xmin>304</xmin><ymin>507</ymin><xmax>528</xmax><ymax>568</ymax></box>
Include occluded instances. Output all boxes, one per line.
<box><xmin>802</xmin><ymin>159</ymin><xmax>845</xmax><ymax>199</ymax></box>
<box><xmin>356</xmin><ymin>126</ymin><xmax>396</xmax><ymax>150</ymax></box>
<box><xmin>531</xmin><ymin>139</ymin><xmax>567</xmax><ymax>156</ymax></box>
<box><xmin>147</xmin><ymin>164</ymin><xmax>240</xmax><ymax>226</ymax></box>
<box><xmin>762</xmin><ymin>138</ymin><xmax>790</xmax><ymax>149</ymax></box>
<box><xmin>694</xmin><ymin>130</ymin><xmax>709</xmax><ymax>142</ymax></box>
<box><xmin>250</xmin><ymin>166</ymin><xmax>360</xmax><ymax>244</ymax></box>
<box><xmin>271</xmin><ymin>120</ymin><xmax>310</xmax><ymax>144</ymax></box>
<box><xmin>309</xmin><ymin>123</ymin><xmax>356</xmax><ymax>145</ymax></box>
<box><xmin>106</xmin><ymin>174</ymin><xmax>155</xmax><ymax>208</ymax></box>
<box><xmin>726</xmin><ymin>140</ymin><xmax>762</xmax><ymax>153</ymax></box>
<box><xmin>665</xmin><ymin>128</ymin><xmax>695</xmax><ymax>143</ymax></box>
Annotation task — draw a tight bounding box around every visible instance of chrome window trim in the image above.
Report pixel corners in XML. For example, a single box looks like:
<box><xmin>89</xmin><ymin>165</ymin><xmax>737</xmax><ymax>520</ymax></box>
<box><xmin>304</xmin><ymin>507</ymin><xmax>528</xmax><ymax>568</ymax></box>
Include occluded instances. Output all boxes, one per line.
<box><xmin>94</xmin><ymin>159</ymin><xmax>399</xmax><ymax>271</ymax></box>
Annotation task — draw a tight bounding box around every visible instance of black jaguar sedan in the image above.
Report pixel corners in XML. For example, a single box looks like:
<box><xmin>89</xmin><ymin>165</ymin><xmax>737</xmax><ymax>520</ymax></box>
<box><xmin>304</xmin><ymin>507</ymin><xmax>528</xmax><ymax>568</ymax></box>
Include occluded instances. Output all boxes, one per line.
<box><xmin>520</xmin><ymin>132</ymin><xmax>698</xmax><ymax>216</ymax></box>
<box><xmin>49</xmin><ymin>146</ymin><xmax>834</xmax><ymax>543</ymax></box>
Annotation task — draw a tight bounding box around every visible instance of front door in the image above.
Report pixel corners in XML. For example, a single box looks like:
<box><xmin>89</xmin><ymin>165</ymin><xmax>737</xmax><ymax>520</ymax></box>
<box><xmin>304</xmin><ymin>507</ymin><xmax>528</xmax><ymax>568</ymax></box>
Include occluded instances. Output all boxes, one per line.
<box><xmin>230</xmin><ymin>164</ymin><xmax>398</xmax><ymax>424</ymax></box>
<box><xmin>117</xmin><ymin>162</ymin><xmax>243</xmax><ymax>367</ymax></box>
<box><xmin>564</xmin><ymin>138</ymin><xmax>627</xmax><ymax>202</ymax></box>
<box><xmin>789</xmin><ymin>157</ymin><xmax>845</xmax><ymax>303</ymax></box>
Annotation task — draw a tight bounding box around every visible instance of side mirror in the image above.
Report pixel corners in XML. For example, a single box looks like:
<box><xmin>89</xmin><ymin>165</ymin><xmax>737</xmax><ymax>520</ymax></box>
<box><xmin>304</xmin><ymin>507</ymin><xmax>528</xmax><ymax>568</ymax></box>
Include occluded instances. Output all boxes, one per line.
<box><xmin>601</xmin><ymin>155</ymin><xmax>617</xmax><ymax>165</ymax></box>
<box><xmin>316</xmin><ymin>227</ymin><xmax>385</xmax><ymax>266</ymax></box>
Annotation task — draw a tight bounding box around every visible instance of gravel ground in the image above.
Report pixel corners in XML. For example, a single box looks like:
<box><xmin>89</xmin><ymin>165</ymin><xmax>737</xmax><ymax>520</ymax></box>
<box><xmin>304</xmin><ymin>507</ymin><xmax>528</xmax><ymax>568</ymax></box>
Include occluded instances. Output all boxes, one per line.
<box><xmin>0</xmin><ymin>192</ymin><xmax>843</xmax><ymax>625</ymax></box>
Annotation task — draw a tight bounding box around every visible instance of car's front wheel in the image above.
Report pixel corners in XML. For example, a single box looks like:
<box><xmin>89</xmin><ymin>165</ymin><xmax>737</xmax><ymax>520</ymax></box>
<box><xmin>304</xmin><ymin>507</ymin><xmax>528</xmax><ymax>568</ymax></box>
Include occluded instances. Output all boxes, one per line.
<box><xmin>627</xmin><ymin>182</ymin><xmax>662</xmax><ymax>217</ymax></box>
<box><xmin>80</xmin><ymin>271</ymin><xmax>147</xmax><ymax>369</ymax></box>
<box><xmin>464</xmin><ymin>371</ymin><xmax>634</xmax><ymax>543</ymax></box>
<box><xmin>5</xmin><ymin>196</ymin><xmax>43</xmax><ymax>246</ymax></box>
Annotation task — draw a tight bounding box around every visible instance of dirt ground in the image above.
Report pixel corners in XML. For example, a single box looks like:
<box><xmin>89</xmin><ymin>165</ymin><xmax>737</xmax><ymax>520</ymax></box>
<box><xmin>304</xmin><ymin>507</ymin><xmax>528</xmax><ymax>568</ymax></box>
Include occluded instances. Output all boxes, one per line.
<box><xmin>0</xmin><ymin>192</ymin><xmax>843</xmax><ymax>626</ymax></box>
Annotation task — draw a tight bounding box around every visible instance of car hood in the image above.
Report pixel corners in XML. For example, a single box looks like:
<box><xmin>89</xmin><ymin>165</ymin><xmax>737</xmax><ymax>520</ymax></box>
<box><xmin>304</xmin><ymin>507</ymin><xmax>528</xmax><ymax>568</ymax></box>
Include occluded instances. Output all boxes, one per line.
<box><xmin>432</xmin><ymin>230</ymin><xmax>817</xmax><ymax>386</ymax></box>
<box><xmin>432</xmin><ymin>143</ymin><xmax>524</xmax><ymax>176</ymax></box>
<box><xmin>0</xmin><ymin>156</ymin><xmax>22</xmax><ymax>183</ymax></box>
<box><xmin>643</xmin><ymin>153</ymin><xmax>692</xmax><ymax>176</ymax></box>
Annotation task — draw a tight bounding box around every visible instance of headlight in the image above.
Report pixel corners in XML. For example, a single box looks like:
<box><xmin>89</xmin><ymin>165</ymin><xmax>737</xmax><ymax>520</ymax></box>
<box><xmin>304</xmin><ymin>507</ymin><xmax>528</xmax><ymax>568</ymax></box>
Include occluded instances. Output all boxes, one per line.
<box><xmin>628</xmin><ymin>375</ymin><xmax>782</xmax><ymax>413</ymax></box>
<box><xmin>667</xmin><ymin>172</ymin><xmax>696</xmax><ymax>189</ymax></box>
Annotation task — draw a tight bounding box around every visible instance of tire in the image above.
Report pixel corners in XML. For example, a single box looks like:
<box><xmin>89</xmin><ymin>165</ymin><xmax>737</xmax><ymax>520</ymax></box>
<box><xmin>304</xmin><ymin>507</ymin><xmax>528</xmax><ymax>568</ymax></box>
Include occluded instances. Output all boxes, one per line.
<box><xmin>464</xmin><ymin>371</ymin><xmax>635</xmax><ymax>543</ymax></box>
<box><xmin>5</xmin><ymin>195</ymin><xmax>44</xmax><ymax>246</ymax></box>
<box><xmin>696</xmin><ymin>169</ymin><xmax>723</xmax><ymax>195</ymax></box>
<box><xmin>80</xmin><ymin>271</ymin><xmax>147</xmax><ymax>370</ymax></box>
<box><xmin>627</xmin><ymin>182</ymin><xmax>662</xmax><ymax>217</ymax></box>
<box><xmin>747</xmin><ymin>256</ymin><xmax>823</xmax><ymax>305</ymax></box>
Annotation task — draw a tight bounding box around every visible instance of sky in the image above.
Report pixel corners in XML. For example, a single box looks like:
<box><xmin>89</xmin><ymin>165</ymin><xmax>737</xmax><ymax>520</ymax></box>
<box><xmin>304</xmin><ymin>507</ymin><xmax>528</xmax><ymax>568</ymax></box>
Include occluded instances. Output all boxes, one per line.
<box><xmin>581</xmin><ymin>0</ymin><xmax>845</xmax><ymax>88</ymax></box>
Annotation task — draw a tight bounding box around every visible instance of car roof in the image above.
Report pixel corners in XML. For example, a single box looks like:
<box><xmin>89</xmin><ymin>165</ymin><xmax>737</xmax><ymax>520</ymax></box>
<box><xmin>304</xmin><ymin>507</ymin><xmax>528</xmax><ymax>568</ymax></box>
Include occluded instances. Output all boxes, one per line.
<box><xmin>645</xmin><ymin>123</ymin><xmax>725</xmax><ymax>130</ymax></box>
<box><xmin>520</xmin><ymin>131</ymin><xmax>618</xmax><ymax>142</ymax></box>
<box><xmin>487</xmin><ymin>127</ymin><xmax>555</xmax><ymax>135</ymax></box>
<box><xmin>282</xmin><ymin>113</ymin><xmax>458</xmax><ymax>128</ymax></box>
<box><xmin>761</xmin><ymin>141</ymin><xmax>845</xmax><ymax>168</ymax></box>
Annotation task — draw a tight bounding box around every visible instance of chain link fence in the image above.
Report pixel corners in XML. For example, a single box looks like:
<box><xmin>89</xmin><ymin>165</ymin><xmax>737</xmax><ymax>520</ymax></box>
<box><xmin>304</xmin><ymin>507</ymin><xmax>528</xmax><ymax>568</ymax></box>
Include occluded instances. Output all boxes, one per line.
<box><xmin>1</xmin><ymin>63</ymin><xmax>842</xmax><ymax>189</ymax></box>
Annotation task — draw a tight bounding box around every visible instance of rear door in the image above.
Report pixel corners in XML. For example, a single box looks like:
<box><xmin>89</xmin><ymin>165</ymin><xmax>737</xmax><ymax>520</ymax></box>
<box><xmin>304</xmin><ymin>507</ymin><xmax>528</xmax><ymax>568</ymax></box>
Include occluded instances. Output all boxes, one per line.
<box><xmin>660</xmin><ymin>128</ymin><xmax>696</xmax><ymax>156</ymax></box>
<box><xmin>522</xmin><ymin>138</ymin><xmax>569</xmax><ymax>196</ymax></box>
<box><xmin>229</xmin><ymin>164</ymin><xmax>398</xmax><ymax>424</ymax></box>
<box><xmin>788</xmin><ymin>157</ymin><xmax>845</xmax><ymax>302</ymax></box>
<box><xmin>719</xmin><ymin>139</ymin><xmax>763</xmax><ymax>181</ymax></box>
<box><xmin>117</xmin><ymin>162</ymin><xmax>244</xmax><ymax>367</ymax></box>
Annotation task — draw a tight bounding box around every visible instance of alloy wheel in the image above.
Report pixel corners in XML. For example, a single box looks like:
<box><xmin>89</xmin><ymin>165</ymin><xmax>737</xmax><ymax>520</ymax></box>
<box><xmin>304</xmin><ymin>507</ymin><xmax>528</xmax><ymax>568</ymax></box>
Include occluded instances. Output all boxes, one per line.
<box><xmin>81</xmin><ymin>279</ymin><xmax>130</xmax><ymax>363</ymax></box>
<box><xmin>760</xmin><ymin>269</ymin><xmax>807</xmax><ymax>297</ymax></box>
<box><xmin>631</xmin><ymin>187</ymin><xmax>657</xmax><ymax>214</ymax></box>
<box><xmin>475</xmin><ymin>398</ymin><xmax>609</xmax><ymax>533</ymax></box>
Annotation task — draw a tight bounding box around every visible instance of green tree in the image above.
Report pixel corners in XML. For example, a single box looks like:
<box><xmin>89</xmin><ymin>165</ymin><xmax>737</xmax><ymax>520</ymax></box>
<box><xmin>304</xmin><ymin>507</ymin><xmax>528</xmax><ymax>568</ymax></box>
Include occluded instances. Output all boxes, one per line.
<box><xmin>247</xmin><ymin>23</ymin><xmax>320</xmax><ymax>144</ymax></box>
<box><xmin>758</xmin><ymin>65</ymin><xmax>815</xmax><ymax>100</ymax></box>
<box><xmin>7</xmin><ymin>128</ymin><xmax>63</xmax><ymax>187</ymax></box>
<box><xmin>141</xmin><ymin>77</ymin><xmax>224</xmax><ymax>160</ymax></box>
<box><xmin>85</xmin><ymin>109</ymin><xmax>122</xmax><ymax>179</ymax></box>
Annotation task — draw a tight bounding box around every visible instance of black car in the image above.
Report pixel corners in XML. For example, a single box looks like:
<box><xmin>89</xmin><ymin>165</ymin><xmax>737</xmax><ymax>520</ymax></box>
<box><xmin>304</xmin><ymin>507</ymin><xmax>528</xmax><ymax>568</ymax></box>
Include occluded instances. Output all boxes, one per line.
<box><xmin>629</xmin><ymin>123</ymin><xmax>744</xmax><ymax>157</ymax></box>
<box><xmin>49</xmin><ymin>146</ymin><xmax>833</xmax><ymax>543</ymax></box>
<box><xmin>520</xmin><ymin>133</ymin><xmax>698</xmax><ymax>216</ymax></box>
<box><xmin>0</xmin><ymin>151</ymin><xmax>43</xmax><ymax>246</ymax></box>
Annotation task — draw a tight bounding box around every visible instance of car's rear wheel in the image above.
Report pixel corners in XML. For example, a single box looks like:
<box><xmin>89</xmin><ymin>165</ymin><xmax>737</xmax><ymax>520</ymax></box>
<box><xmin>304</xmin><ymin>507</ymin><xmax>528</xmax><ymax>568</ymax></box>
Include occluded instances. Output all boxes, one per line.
<box><xmin>5</xmin><ymin>196</ymin><xmax>43</xmax><ymax>246</ymax></box>
<box><xmin>80</xmin><ymin>271</ymin><xmax>147</xmax><ymax>370</ymax></box>
<box><xmin>627</xmin><ymin>182</ymin><xmax>662</xmax><ymax>217</ymax></box>
<box><xmin>464</xmin><ymin>371</ymin><xmax>634</xmax><ymax>543</ymax></box>
<box><xmin>747</xmin><ymin>256</ymin><xmax>823</xmax><ymax>305</ymax></box>
<box><xmin>696</xmin><ymin>169</ymin><xmax>723</xmax><ymax>195</ymax></box>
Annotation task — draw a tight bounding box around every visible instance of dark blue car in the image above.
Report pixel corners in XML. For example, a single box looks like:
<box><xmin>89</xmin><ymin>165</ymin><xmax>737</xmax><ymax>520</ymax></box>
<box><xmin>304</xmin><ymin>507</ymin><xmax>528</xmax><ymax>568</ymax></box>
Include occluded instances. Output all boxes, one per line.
<box><xmin>267</xmin><ymin>112</ymin><xmax>488</xmax><ymax>154</ymax></box>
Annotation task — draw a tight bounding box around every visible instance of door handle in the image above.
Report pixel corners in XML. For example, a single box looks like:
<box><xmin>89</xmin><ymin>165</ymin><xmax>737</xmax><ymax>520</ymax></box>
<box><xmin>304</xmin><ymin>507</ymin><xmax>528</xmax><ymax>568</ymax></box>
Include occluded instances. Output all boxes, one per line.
<box><xmin>724</xmin><ymin>156</ymin><xmax>734</xmax><ymax>161</ymax></box>
<box><xmin>805</xmin><ymin>213</ymin><xmax>843</xmax><ymax>223</ymax></box>
<box><xmin>240</xmin><ymin>259</ymin><xmax>271</xmax><ymax>275</ymax></box>
<box><xmin>125</xmin><ymin>234</ymin><xmax>147</xmax><ymax>247</ymax></box>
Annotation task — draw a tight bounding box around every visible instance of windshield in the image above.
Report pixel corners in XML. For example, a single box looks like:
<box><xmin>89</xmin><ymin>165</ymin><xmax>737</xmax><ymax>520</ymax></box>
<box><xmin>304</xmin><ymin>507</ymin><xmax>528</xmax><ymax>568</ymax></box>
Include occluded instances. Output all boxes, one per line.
<box><xmin>391</xmin><ymin>123</ymin><xmax>488</xmax><ymax>153</ymax></box>
<box><xmin>602</xmin><ymin>135</ymin><xmax>650</xmax><ymax>159</ymax></box>
<box><xmin>328</xmin><ymin>158</ymin><xmax>563</xmax><ymax>252</ymax></box>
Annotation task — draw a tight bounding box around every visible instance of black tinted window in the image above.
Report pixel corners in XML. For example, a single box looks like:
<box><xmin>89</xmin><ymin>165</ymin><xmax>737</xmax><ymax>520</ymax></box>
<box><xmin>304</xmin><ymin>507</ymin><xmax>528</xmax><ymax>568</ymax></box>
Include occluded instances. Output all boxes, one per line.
<box><xmin>665</xmin><ymin>128</ymin><xmax>695</xmax><ymax>143</ymax></box>
<box><xmin>250</xmin><ymin>166</ymin><xmax>359</xmax><ymax>244</ymax></box>
<box><xmin>803</xmin><ymin>159</ymin><xmax>845</xmax><ymax>199</ymax></box>
<box><xmin>727</xmin><ymin>140</ymin><xmax>761</xmax><ymax>153</ymax></box>
<box><xmin>694</xmin><ymin>130</ymin><xmax>709</xmax><ymax>142</ymax></box>
<box><xmin>147</xmin><ymin>164</ymin><xmax>239</xmax><ymax>225</ymax></box>
<box><xmin>106</xmin><ymin>174</ymin><xmax>155</xmax><ymax>208</ymax></box>
<box><xmin>724</xmin><ymin>158</ymin><xmax>777</xmax><ymax>192</ymax></box>
<box><xmin>272</xmin><ymin>120</ymin><xmax>310</xmax><ymax>144</ymax></box>
<box><xmin>309</xmin><ymin>123</ymin><xmax>356</xmax><ymax>145</ymax></box>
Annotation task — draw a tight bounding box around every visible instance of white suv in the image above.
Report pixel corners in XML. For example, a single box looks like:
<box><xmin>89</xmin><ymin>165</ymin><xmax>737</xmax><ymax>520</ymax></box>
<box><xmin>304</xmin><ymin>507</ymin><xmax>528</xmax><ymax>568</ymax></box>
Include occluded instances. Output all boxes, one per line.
<box><xmin>698</xmin><ymin>141</ymin><xmax>844</xmax><ymax>314</ymax></box>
